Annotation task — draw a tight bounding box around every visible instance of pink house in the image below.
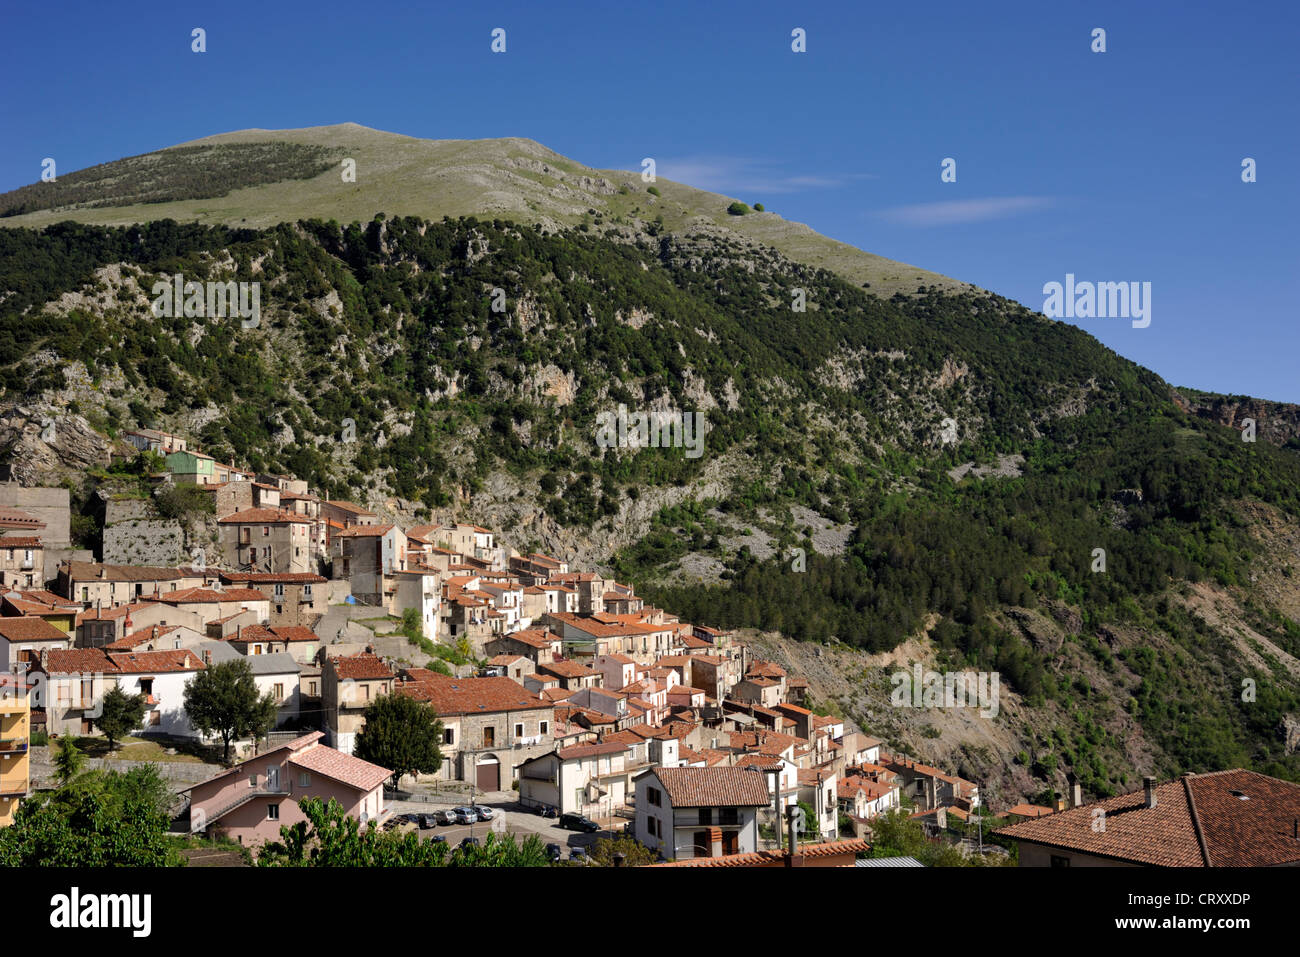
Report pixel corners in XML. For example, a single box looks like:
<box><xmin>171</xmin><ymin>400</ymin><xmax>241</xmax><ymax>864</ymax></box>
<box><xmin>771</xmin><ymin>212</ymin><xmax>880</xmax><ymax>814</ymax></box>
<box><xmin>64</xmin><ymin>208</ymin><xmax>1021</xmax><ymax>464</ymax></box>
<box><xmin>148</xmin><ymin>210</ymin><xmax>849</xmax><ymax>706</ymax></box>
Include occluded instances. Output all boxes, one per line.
<box><xmin>184</xmin><ymin>731</ymin><xmax>390</xmax><ymax>849</ymax></box>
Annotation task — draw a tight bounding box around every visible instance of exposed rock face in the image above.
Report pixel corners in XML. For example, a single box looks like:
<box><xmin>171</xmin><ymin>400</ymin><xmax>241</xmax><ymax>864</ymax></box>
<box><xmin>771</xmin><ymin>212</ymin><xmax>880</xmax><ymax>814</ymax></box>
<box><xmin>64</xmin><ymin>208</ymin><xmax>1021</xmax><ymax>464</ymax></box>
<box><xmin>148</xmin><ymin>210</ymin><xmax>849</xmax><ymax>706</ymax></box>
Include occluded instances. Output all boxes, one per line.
<box><xmin>0</xmin><ymin>404</ymin><xmax>115</xmax><ymax>484</ymax></box>
<box><xmin>1173</xmin><ymin>388</ymin><xmax>1300</xmax><ymax>449</ymax></box>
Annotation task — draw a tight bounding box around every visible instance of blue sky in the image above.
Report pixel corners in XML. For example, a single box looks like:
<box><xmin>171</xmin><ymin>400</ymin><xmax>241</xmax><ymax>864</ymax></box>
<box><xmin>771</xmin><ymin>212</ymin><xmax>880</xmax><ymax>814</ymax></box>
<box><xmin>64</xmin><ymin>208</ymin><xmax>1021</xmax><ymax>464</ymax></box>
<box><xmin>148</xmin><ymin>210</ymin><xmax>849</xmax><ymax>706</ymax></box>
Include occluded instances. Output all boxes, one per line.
<box><xmin>3</xmin><ymin>0</ymin><xmax>1297</xmax><ymax>400</ymax></box>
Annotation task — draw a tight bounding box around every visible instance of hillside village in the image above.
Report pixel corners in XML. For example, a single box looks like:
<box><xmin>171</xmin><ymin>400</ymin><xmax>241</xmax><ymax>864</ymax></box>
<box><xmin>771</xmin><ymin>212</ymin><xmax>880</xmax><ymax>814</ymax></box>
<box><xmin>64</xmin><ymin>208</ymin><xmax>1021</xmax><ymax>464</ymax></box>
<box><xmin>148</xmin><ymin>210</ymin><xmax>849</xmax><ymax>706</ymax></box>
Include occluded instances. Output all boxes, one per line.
<box><xmin>3</xmin><ymin>429</ymin><xmax>1300</xmax><ymax>868</ymax></box>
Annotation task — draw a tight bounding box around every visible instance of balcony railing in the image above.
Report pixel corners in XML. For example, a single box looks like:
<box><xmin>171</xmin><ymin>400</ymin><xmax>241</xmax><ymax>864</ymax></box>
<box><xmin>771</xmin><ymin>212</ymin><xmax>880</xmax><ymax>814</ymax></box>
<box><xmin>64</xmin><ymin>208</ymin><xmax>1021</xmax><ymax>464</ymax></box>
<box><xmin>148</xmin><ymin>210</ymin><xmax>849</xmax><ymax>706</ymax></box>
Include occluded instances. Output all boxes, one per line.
<box><xmin>0</xmin><ymin>740</ymin><xmax>29</xmax><ymax>753</ymax></box>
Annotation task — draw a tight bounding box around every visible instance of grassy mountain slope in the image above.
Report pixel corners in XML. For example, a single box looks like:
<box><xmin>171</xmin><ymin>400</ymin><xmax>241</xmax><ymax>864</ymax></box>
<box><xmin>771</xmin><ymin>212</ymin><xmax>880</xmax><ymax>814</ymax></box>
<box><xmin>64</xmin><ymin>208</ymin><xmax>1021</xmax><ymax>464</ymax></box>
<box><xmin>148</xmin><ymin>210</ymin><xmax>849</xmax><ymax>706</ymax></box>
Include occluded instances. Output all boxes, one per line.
<box><xmin>0</xmin><ymin>123</ymin><xmax>970</xmax><ymax>298</ymax></box>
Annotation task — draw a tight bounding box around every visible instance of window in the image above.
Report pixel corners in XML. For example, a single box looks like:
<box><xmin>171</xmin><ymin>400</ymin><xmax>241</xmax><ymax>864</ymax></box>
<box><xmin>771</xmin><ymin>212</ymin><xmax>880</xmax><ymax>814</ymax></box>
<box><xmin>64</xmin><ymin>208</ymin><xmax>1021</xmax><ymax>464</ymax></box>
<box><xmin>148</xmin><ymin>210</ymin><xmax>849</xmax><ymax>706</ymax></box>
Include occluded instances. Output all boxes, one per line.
<box><xmin>267</xmin><ymin>804</ymin><xmax>279</xmax><ymax>821</ymax></box>
<box><xmin>299</xmin><ymin>772</ymin><xmax>311</xmax><ymax>787</ymax></box>
<box><xmin>302</xmin><ymin>585</ymin><xmax>313</xmax><ymax>600</ymax></box>
<box><xmin>1050</xmin><ymin>855</ymin><xmax>1071</xmax><ymax>868</ymax></box>
<box><xmin>514</xmin><ymin>722</ymin><xmax>524</xmax><ymax>738</ymax></box>
<box><xmin>262</xmin><ymin>526</ymin><xmax>270</xmax><ymax>537</ymax></box>
<box><xmin>482</xmin><ymin>726</ymin><xmax>495</xmax><ymax>748</ymax></box>
<box><xmin>443</xmin><ymin>728</ymin><xmax>455</xmax><ymax>746</ymax></box>
<box><xmin>647</xmin><ymin>787</ymin><xmax>661</xmax><ymax>807</ymax></box>
<box><xmin>249</xmin><ymin>774</ymin><xmax>258</xmax><ymax>788</ymax></box>
<box><xmin>274</xmin><ymin>683</ymin><xmax>284</xmax><ymax>700</ymax></box>
<box><xmin>719</xmin><ymin>807</ymin><xmax>739</xmax><ymax>825</ymax></box>
<box><xmin>699</xmin><ymin>808</ymin><xmax>712</xmax><ymax>826</ymax></box>
<box><xmin>540</xmin><ymin>721</ymin><xmax>549</xmax><ymax>736</ymax></box>
<box><xmin>308</xmin><ymin>681</ymin><xmax>318</xmax><ymax>696</ymax></box>
<box><xmin>274</xmin><ymin>584</ymin><xmax>285</xmax><ymax>598</ymax></box>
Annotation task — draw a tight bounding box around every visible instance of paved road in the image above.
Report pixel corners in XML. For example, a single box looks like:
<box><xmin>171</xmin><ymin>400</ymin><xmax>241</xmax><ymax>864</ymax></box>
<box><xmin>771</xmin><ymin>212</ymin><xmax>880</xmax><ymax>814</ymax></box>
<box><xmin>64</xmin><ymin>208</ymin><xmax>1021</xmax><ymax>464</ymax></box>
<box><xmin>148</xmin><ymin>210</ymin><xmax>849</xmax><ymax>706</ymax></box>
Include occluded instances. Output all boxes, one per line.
<box><xmin>384</xmin><ymin>794</ymin><xmax>630</xmax><ymax>860</ymax></box>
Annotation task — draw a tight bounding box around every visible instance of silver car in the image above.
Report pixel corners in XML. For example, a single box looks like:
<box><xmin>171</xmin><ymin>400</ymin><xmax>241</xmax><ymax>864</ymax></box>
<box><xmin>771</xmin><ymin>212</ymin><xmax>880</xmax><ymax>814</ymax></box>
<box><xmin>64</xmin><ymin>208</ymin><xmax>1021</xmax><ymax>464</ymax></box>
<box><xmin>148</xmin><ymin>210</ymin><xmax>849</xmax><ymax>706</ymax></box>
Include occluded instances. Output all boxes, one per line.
<box><xmin>454</xmin><ymin>806</ymin><xmax>480</xmax><ymax>825</ymax></box>
<box><xmin>472</xmin><ymin>805</ymin><xmax>495</xmax><ymax>821</ymax></box>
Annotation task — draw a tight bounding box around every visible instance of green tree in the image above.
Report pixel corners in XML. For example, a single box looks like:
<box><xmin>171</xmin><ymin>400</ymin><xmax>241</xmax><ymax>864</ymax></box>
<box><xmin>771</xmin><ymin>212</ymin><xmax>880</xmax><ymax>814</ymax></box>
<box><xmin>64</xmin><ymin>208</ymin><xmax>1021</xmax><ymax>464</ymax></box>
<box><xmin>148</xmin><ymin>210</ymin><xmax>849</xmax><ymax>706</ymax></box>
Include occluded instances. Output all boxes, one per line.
<box><xmin>726</xmin><ymin>201</ymin><xmax>749</xmax><ymax>216</ymax></box>
<box><xmin>183</xmin><ymin>659</ymin><xmax>279</xmax><ymax>763</ymax></box>
<box><xmin>94</xmin><ymin>686</ymin><xmax>147</xmax><ymax>750</ymax></box>
<box><xmin>53</xmin><ymin>736</ymin><xmax>84</xmax><ymax>786</ymax></box>
<box><xmin>352</xmin><ymin>693</ymin><xmax>443</xmax><ymax>790</ymax></box>
<box><xmin>0</xmin><ymin>771</ymin><xmax>180</xmax><ymax>866</ymax></box>
<box><xmin>588</xmin><ymin>834</ymin><xmax>656</xmax><ymax>866</ymax></box>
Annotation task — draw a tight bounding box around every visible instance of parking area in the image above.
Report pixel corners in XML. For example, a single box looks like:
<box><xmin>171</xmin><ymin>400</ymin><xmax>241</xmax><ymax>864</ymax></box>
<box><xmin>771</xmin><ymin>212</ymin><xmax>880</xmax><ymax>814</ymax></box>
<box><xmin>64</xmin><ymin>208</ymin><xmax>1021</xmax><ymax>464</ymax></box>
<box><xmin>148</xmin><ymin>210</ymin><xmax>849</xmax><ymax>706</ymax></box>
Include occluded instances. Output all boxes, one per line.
<box><xmin>383</xmin><ymin>794</ymin><xmax>631</xmax><ymax>861</ymax></box>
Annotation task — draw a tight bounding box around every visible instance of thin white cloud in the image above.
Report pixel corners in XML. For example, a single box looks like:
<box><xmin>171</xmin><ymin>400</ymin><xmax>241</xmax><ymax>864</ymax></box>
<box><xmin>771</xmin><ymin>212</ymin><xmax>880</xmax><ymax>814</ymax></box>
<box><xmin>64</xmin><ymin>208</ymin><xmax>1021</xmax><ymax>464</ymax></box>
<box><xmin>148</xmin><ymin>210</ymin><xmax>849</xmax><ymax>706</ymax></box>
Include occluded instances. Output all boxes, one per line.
<box><xmin>877</xmin><ymin>196</ymin><xmax>1055</xmax><ymax>226</ymax></box>
<box><xmin>652</xmin><ymin>156</ymin><xmax>869</xmax><ymax>195</ymax></box>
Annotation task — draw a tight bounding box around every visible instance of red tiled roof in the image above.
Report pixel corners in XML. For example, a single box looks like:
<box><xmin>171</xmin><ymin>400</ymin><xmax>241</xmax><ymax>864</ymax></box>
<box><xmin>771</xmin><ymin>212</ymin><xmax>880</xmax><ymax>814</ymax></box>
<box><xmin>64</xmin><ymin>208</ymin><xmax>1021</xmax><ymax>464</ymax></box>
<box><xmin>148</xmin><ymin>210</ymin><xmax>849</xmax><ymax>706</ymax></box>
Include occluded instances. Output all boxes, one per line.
<box><xmin>0</xmin><ymin>616</ymin><xmax>68</xmax><ymax>642</ymax></box>
<box><xmin>995</xmin><ymin>770</ymin><xmax>1300</xmax><ymax>867</ymax></box>
<box><xmin>397</xmin><ymin>675</ymin><xmax>547</xmax><ymax>715</ymax></box>
<box><xmin>647</xmin><ymin>766</ymin><xmax>771</xmax><ymax>808</ymax></box>
<box><xmin>43</xmin><ymin>647</ymin><xmax>118</xmax><ymax>674</ymax></box>
<box><xmin>654</xmin><ymin>838</ymin><xmax>871</xmax><ymax>867</ymax></box>
<box><xmin>0</xmin><ymin>507</ymin><xmax>45</xmax><ymax>528</ymax></box>
<box><xmin>330</xmin><ymin>653</ymin><xmax>394</xmax><ymax>681</ymax></box>
<box><xmin>289</xmin><ymin>742</ymin><xmax>391</xmax><ymax>793</ymax></box>
<box><xmin>0</xmin><ymin>536</ymin><xmax>42</xmax><ymax>548</ymax></box>
<box><xmin>556</xmin><ymin>741</ymin><xmax>629</xmax><ymax>760</ymax></box>
<box><xmin>336</xmin><ymin>524</ymin><xmax>396</xmax><ymax>538</ymax></box>
<box><xmin>108</xmin><ymin>649</ymin><xmax>205</xmax><ymax>673</ymax></box>
<box><xmin>217</xmin><ymin>508</ymin><xmax>315</xmax><ymax>524</ymax></box>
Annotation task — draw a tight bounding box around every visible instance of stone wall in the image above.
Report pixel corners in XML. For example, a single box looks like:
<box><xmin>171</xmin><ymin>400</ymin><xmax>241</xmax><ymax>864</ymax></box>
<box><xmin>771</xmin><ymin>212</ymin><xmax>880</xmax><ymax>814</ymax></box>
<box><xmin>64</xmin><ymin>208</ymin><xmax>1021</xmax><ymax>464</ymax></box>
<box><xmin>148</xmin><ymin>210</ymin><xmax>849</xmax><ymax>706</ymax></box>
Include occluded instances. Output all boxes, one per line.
<box><xmin>102</xmin><ymin>498</ymin><xmax>186</xmax><ymax>566</ymax></box>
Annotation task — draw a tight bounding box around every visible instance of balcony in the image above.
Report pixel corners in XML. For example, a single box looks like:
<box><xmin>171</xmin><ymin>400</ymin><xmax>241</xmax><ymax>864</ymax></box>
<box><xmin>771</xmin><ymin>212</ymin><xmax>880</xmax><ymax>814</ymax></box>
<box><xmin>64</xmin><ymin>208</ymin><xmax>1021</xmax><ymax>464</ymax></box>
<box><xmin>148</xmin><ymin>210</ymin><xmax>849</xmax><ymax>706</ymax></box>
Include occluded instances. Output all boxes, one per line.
<box><xmin>0</xmin><ymin>739</ymin><xmax>28</xmax><ymax>753</ymax></box>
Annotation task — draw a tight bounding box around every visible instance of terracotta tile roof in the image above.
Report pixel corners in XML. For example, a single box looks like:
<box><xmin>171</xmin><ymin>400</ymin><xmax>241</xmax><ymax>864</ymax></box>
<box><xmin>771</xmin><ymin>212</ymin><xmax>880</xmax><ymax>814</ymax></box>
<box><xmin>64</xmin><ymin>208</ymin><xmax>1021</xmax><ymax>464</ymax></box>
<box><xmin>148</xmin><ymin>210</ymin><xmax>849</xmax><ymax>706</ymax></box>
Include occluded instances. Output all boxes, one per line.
<box><xmin>746</xmin><ymin>661</ymin><xmax>786</xmax><ymax>679</ymax></box>
<box><xmin>488</xmin><ymin>654</ymin><xmax>528</xmax><ymax>666</ymax></box>
<box><xmin>217</xmin><ymin>508</ymin><xmax>314</xmax><ymax>524</ymax></box>
<box><xmin>336</xmin><ymin>524</ymin><xmax>396</xmax><ymax>538</ymax></box>
<box><xmin>270</xmin><ymin>626</ymin><xmax>318</xmax><ymax>642</ymax></box>
<box><xmin>556</xmin><ymin>741</ymin><xmax>629</xmax><ymax>760</ymax></box>
<box><xmin>0</xmin><ymin>616</ymin><xmax>68</xmax><ymax>642</ymax></box>
<box><xmin>0</xmin><ymin>535</ymin><xmax>42</xmax><ymax>548</ymax></box>
<box><xmin>503</xmin><ymin>628</ymin><xmax>560</xmax><ymax>649</ymax></box>
<box><xmin>330</xmin><ymin>653</ymin><xmax>394</xmax><ymax>681</ymax></box>
<box><xmin>777</xmin><ymin>702</ymin><xmax>813</xmax><ymax>717</ymax></box>
<box><xmin>161</xmin><ymin>587</ymin><xmax>268</xmax><ymax>604</ymax></box>
<box><xmin>648</xmin><ymin>766</ymin><xmax>771</xmax><ymax>808</ymax></box>
<box><xmin>0</xmin><ymin>507</ymin><xmax>45</xmax><ymax>529</ymax></box>
<box><xmin>1047</xmin><ymin>770</ymin><xmax>1300</xmax><ymax>867</ymax></box>
<box><xmin>43</xmin><ymin>647</ymin><xmax>118</xmax><ymax>674</ymax></box>
<box><xmin>107</xmin><ymin>648</ymin><xmax>205</xmax><ymax>673</ymax></box>
<box><xmin>289</xmin><ymin>742</ymin><xmax>391</xmax><ymax>793</ymax></box>
<box><xmin>397</xmin><ymin>675</ymin><xmax>547</xmax><ymax>715</ymax></box>
<box><xmin>1004</xmin><ymin>803</ymin><xmax>1055</xmax><ymax>818</ymax></box>
<box><xmin>540</xmin><ymin>687</ymin><xmax>575</xmax><ymax>704</ymax></box>
<box><xmin>654</xmin><ymin>838</ymin><xmax>872</xmax><ymax>867</ymax></box>
<box><xmin>104</xmin><ymin>624</ymin><xmax>180</xmax><ymax>650</ymax></box>
<box><xmin>539</xmin><ymin>659</ymin><xmax>599</xmax><ymax>679</ymax></box>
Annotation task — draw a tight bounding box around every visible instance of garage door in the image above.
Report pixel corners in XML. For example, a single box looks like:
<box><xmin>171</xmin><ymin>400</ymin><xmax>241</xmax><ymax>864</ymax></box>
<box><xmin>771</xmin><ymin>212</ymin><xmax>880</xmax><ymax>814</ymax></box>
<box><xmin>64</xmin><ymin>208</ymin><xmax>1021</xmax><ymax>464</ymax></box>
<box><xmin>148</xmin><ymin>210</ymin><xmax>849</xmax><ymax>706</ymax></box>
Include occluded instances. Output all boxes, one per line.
<box><xmin>476</xmin><ymin>757</ymin><xmax>500</xmax><ymax>792</ymax></box>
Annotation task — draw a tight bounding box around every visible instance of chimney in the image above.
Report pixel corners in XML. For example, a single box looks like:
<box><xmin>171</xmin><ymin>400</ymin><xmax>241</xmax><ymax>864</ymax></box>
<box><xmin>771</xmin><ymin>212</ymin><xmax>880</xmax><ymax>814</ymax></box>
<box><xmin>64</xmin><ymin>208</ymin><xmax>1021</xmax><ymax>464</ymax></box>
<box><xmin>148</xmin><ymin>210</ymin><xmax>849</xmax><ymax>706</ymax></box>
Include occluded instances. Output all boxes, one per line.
<box><xmin>1143</xmin><ymin>776</ymin><xmax>1157</xmax><ymax>809</ymax></box>
<box><xmin>1068</xmin><ymin>773</ymin><xmax>1083</xmax><ymax>808</ymax></box>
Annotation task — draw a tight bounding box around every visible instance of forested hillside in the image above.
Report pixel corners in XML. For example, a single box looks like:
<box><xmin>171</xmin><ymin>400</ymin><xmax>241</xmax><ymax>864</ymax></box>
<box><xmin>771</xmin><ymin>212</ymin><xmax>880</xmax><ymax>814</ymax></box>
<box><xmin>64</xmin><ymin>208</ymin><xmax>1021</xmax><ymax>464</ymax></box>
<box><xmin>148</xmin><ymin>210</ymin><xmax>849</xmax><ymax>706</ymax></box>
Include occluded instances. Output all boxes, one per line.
<box><xmin>3</xmin><ymin>214</ymin><xmax>1299</xmax><ymax>799</ymax></box>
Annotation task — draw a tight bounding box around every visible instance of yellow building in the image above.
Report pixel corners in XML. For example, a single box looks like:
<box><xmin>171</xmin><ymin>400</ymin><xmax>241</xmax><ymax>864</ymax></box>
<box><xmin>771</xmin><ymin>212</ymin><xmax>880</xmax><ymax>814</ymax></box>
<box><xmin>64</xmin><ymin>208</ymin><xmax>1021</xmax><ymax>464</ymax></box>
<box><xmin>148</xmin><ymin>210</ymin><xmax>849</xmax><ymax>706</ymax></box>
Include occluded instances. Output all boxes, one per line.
<box><xmin>0</xmin><ymin>674</ymin><xmax>30</xmax><ymax>826</ymax></box>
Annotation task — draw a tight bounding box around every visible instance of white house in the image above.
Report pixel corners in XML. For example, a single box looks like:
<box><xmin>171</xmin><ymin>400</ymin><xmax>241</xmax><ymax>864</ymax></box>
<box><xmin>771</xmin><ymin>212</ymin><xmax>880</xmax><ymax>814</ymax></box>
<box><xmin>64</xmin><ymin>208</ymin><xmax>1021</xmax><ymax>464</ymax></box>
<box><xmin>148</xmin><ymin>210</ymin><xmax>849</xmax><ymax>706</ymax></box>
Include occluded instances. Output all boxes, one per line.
<box><xmin>199</xmin><ymin>641</ymin><xmax>302</xmax><ymax>729</ymax></box>
<box><xmin>108</xmin><ymin>648</ymin><xmax>207</xmax><ymax>739</ymax></box>
<box><xmin>634</xmin><ymin>765</ymin><xmax>770</xmax><ymax>861</ymax></box>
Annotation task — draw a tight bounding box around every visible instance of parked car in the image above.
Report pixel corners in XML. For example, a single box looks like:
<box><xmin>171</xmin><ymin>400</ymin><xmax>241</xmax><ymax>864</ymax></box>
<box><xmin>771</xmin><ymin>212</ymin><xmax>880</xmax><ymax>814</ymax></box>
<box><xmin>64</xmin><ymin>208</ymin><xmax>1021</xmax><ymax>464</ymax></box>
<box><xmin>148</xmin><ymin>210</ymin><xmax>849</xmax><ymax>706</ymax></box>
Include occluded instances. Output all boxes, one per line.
<box><xmin>435</xmin><ymin>809</ymin><xmax>457</xmax><ymax>825</ymax></box>
<box><xmin>545</xmin><ymin>842</ymin><xmax>562</xmax><ymax>863</ymax></box>
<box><xmin>458</xmin><ymin>836</ymin><xmax>481</xmax><ymax>850</ymax></box>
<box><xmin>472</xmin><ymin>805</ymin><xmax>495</xmax><ymax>820</ymax></box>
<box><xmin>418</xmin><ymin>814</ymin><xmax>437</xmax><ymax>829</ymax></box>
<box><xmin>430</xmin><ymin>834</ymin><xmax>447</xmax><ymax>844</ymax></box>
<box><xmin>559</xmin><ymin>813</ymin><xmax>600</xmax><ymax>833</ymax></box>
<box><xmin>570</xmin><ymin>846</ymin><xmax>588</xmax><ymax>862</ymax></box>
<box><xmin>454</xmin><ymin>806</ymin><xmax>480</xmax><ymax>825</ymax></box>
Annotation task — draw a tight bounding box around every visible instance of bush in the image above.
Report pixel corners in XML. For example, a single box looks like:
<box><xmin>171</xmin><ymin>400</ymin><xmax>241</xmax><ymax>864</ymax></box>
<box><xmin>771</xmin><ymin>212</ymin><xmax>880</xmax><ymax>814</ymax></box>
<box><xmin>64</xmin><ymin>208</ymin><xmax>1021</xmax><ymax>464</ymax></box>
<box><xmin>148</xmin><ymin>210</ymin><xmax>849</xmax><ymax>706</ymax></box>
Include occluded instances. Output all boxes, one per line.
<box><xmin>727</xmin><ymin>201</ymin><xmax>749</xmax><ymax>216</ymax></box>
<box><xmin>647</xmin><ymin>186</ymin><xmax>660</xmax><ymax>196</ymax></box>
